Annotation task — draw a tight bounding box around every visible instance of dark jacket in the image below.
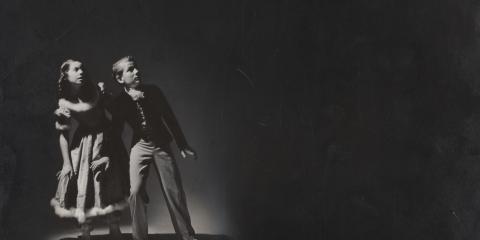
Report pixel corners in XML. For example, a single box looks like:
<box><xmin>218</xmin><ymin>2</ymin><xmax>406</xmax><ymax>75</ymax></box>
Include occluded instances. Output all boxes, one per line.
<box><xmin>108</xmin><ymin>84</ymin><xmax>188</xmax><ymax>149</ymax></box>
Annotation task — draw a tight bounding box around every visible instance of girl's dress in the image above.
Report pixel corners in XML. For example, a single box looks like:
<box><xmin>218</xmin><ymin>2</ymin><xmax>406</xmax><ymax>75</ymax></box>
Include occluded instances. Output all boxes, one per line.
<box><xmin>50</xmin><ymin>92</ymin><xmax>129</xmax><ymax>223</ymax></box>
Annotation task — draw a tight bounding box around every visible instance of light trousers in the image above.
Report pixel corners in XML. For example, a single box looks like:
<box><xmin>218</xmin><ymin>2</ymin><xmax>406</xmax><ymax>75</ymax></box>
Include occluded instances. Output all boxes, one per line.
<box><xmin>129</xmin><ymin>139</ymin><xmax>195</xmax><ymax>240</ymax></box>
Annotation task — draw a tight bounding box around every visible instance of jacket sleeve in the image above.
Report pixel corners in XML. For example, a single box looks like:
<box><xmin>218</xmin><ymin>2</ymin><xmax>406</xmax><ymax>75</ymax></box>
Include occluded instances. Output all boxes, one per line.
<box><xmin>104</xmin><ymin>95</ymin><xmax>130</xmax><ymax>192</ymax></box>
<box><xmin>153</xmin><ymin>86</ymin><xmax>189</xmax><ymax>149</ymax></box>
<box><xmin>106</xmin><ymin>96</ymin><xmax>125</xmax><ymax>139</ymax></box>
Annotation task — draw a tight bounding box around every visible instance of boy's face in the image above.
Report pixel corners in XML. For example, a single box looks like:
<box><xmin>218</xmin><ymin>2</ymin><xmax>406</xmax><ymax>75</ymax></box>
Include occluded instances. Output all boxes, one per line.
<box><xmin>116</xmin><ymin>60</ymin><xmax>141</xmax><ymax>89</ymax></box>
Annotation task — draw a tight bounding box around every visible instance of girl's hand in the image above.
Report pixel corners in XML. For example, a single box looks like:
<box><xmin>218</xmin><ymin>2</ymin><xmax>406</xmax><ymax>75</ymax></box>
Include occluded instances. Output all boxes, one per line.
<box><xmin>90</xmin><ymin>157</ymin><xmax>110</xmax><ymax>172</ymax></box>
<box><xmin>54</xmin><ymin>107</ymin><xmax>71</xmax><ymax>118</ymax></box>
<box><xmin>57</xmin><ymin>164</ymin><xmax>73</xmax><ymax>180</ymax></box>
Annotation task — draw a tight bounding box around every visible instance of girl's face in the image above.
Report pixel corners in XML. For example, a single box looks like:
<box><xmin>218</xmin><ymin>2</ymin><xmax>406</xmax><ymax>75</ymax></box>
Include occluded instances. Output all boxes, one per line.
<box><xmin>66</xmin><ymin>61</ymin><xmax>84</xmax><ymax>85</ymax></box>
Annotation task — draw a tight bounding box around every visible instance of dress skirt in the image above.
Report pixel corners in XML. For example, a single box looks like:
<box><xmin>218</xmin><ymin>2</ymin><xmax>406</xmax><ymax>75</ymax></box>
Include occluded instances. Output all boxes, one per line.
<box><xmin>50</xmin><ymin>124</ymin><xmax>129</xmax><ymax>223</ymax></box>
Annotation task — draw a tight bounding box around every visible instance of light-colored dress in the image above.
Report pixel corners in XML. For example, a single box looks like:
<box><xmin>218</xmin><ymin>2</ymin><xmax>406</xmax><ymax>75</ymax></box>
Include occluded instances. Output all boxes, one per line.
<box><xmin>50</xmin><ymin>91</ymin><xmax>129</xmax><ymax>223</ymax></box>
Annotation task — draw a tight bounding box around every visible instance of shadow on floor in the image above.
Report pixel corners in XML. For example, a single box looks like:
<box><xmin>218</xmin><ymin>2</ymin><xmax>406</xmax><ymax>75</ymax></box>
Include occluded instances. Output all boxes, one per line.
<box><xmin>59</xmin><ymin>233</ymin><xmax>230</xmax><ymax>240</ymax></box>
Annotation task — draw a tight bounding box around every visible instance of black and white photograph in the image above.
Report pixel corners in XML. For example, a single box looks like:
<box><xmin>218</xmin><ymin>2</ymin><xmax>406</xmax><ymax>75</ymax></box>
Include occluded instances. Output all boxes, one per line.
<box><xmin>2</xmin><ymin>1</ymin><xmax>480</xmax><ymax>240</ymax></box>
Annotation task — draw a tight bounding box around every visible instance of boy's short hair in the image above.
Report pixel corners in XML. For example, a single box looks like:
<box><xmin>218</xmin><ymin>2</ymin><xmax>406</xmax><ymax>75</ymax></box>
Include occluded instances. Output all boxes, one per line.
<box><xmin>112</xmin><ymin>56</ymin><xmax>135</xmax><ymax>81</ymax></box>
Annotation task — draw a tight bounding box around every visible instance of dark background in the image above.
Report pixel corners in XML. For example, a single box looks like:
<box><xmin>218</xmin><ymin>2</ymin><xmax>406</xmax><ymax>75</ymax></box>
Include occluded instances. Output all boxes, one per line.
<box><xmin>1</xmin><ymin>0</ymin><xmax>480</xmax><ymax>240</ymax></box>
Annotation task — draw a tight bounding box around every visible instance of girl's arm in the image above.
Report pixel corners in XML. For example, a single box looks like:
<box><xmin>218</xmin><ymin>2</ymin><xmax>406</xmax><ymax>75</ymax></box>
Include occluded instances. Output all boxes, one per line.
<box><xmin>59</xmin><ymin>98</ymin><xmax>97</xmax><ymax>112</ymax></box>
<box><xmin>59</xmin><ymin>131</ymin><xmax>71</xmax><ymax>167</ymax></box>
<box><xmin>55</xmin><ymin>107</ymin><xmax>73</xmax><ymax>178</ymax></box>
<box><xmin>57</xmin><ymin>130</ymin><xmax>73</xmax><ymax>179</ymax></box>
<box><xmin>59</xmin><ymin>88</ymin><xmax>100</xmax><ymax>112</ymax></box>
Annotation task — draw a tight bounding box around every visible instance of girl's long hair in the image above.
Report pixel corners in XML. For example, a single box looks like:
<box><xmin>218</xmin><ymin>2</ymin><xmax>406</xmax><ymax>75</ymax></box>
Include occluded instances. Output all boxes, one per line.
<box><xmin>57</xmin><ymin>59</ymin><xmax>96</xmax><ymax>102</ymax></box>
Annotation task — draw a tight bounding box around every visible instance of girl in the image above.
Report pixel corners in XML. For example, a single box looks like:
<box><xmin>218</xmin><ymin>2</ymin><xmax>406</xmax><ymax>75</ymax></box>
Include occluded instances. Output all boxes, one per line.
<box><xmin>50</xmin><ymin>59</ymin><xmax>129</xmax><ymax>240</ymax></box>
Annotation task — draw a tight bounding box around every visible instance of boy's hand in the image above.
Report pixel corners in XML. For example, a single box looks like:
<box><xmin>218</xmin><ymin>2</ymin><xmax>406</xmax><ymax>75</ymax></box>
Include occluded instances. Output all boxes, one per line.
<box><xmin>180</xmin><ymin>147</ymin><xmax>197</xmax><ymax>160</ymax></box>
<box><xmin>97</xmin><ymin>82</ymin><xmax>105</xmax><ymax>92</ymax></box>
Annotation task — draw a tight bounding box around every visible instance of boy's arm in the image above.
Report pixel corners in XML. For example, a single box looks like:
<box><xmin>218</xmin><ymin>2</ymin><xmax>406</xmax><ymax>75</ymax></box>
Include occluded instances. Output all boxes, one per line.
<box><xmin>154</xmin><ymin>86</ymin><xmax>195</xmax><ymax>158</ymax></box>
<box><xmin>105</xmin><ymin>96</ymin><xmax>130</xmax><ymax>190</ymax></box>
<box><xmin>106</xmin><ymin>97</ymin><xmax>125</xmax><ymax>138</ymax></box>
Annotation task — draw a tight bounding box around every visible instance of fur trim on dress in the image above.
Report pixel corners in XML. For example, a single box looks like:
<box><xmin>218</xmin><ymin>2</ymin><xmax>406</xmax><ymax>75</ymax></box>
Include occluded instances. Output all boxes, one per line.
<box><xmin>50</xmin><ymin>198</ymin><xmax>128</xmax><ymax>223</ymax></box>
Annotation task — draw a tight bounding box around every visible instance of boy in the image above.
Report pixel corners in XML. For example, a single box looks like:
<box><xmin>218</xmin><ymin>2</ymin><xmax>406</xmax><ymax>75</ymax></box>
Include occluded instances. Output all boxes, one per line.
<box><xmin>109</xmin><ymin>56</ymin><xmax>196</xmax><ymax>240</ymax></box>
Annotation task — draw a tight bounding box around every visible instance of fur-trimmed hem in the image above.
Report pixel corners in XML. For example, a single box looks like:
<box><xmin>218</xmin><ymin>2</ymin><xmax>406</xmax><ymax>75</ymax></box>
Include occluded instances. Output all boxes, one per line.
<box><xmin>50</xmin><ymin>198</ymin><xmax>128</xmax><ymax>223</ymax></box>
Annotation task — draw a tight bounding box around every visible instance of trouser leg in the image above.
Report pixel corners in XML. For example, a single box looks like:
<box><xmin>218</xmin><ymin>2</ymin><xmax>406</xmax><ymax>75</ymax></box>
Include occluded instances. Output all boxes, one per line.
<box><xmin>129</xmin><ymin>141</ymin><xmax>153</xmax><ymax>240</ymax></box>
<box><xmin>152</xmin><ymin>146</ymin><xmax>195</xmax><ymax>240</ymax></box>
